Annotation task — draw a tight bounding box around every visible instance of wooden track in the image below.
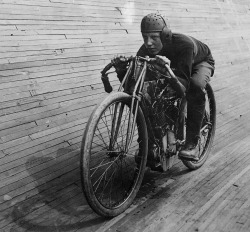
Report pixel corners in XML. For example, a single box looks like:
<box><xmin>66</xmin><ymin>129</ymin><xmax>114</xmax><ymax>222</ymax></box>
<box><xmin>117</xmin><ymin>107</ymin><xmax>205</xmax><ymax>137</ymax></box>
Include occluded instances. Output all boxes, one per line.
<box><xmin>1</xmin><ymin>0</ymin><xmax>250</xmax><ymax>231</ymax></box>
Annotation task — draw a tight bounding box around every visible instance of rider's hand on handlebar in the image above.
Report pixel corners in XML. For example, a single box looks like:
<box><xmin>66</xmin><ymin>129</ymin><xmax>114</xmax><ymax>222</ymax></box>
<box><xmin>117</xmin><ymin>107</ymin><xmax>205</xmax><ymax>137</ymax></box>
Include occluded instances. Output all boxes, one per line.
<box><xmin>111</xmin><ymin>55</ymin><xmax>128</xmax><ymax>73</ymax></box>
<box><xmin>155</xmin><ymin>55</ymin><xmax>171</xmax><ymax>67</ymax></box>
<box><xmin>151</xmin><ymin>55</ymin><xmax>171</xmax><ymax>74</ymax></box>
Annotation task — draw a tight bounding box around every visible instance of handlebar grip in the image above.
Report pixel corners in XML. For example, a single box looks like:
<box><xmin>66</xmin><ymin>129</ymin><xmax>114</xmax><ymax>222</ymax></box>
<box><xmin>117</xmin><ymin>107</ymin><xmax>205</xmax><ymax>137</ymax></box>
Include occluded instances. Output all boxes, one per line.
<box><xmin>101</xmin><ymin>62</ymin><xmax>113</xmax><ymax>93</ymax></box>
<box><xmin>101</xmin><ymin>74</ymin><xmax>113</xmax><ymax>93</ymax></box>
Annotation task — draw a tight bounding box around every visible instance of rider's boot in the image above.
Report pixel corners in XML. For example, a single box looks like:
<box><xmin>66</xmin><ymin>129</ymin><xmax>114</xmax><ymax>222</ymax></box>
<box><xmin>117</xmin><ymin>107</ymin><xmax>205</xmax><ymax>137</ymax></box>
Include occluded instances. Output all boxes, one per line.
<box><xmin>179</xmin><ymin>102</ymin><xmax>205</xmax><ymax>161</ymax></box>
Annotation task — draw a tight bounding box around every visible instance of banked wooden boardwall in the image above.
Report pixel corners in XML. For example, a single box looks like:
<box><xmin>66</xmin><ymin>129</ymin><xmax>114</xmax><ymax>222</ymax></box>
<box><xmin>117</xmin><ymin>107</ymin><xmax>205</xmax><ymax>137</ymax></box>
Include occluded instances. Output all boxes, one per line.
<box><xmin>1</xmin><ymin>0</ymin><xmax>250</xmax><ymax>230</ymax></box>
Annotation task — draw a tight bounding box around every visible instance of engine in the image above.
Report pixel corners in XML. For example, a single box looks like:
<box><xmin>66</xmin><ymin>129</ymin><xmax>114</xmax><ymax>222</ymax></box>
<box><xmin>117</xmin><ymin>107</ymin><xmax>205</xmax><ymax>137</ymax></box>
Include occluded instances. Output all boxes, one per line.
<box><xmin>152</xmin><ymin>99</ymin><xmax>179</xmax><ymax>139</ymax></box>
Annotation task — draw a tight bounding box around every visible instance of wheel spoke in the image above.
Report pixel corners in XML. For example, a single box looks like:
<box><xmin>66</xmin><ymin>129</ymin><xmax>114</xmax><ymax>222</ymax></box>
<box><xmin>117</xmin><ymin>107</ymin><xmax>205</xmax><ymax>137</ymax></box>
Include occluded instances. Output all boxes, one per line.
<box><xmin>94</xmin><ymin>126</ymin><xmax>109</xmax><ymax>148</ymax></box>
<box><xmin>91</xmin><ymin>155</ymin><xmax>121</xmax><ymax>188</ymax></box>
<box><xmin>92</xmin><ymin>159</ymin><xmax>116</xmax><ymax>193</ymax></box>
<box><xmin>99</xmin><ymin>168</ymin><xmax>116</xmax><ymax>203</ymax></box>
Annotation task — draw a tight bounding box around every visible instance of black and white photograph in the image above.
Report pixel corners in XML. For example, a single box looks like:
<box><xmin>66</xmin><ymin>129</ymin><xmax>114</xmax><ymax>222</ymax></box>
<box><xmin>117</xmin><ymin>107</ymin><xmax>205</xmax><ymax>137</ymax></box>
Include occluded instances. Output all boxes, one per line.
<box><xmin>0</xmin><ymin>0</ymin><xmax>250</xmax><ymax>231</ymax></box>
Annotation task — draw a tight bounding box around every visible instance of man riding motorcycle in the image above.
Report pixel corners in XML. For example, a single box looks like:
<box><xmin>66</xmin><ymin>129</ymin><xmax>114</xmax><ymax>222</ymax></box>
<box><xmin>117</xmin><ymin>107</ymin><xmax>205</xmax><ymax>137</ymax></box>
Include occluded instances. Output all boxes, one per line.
<box><xmin>112</xmin><ymin>13</ymin><xmax>215</xmax><ymax>162</ymax></box>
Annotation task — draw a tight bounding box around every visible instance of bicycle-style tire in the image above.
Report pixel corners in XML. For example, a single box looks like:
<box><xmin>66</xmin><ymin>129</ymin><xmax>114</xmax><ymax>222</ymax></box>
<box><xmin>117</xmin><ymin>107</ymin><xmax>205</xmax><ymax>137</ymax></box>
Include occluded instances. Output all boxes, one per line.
<box><xmin>80</xmin><ymin>92</ymin><xmax>148</xmax><ymax>217</ymax></box>
<box><xmin>182</xmin><ymin>83</ymin><xmax>216</xmax><ymax>170</ymax></box>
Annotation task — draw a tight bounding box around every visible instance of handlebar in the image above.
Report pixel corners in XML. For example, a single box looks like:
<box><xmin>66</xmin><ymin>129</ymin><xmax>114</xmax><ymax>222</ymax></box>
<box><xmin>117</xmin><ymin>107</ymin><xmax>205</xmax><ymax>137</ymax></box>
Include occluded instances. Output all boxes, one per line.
<box><xmin>100</xmin><ymin>56</ymin><xmax>185</xmax><ymax>97</ymax></box>
<box><xmin>136</xmin><ymin>56</ymin><xmax>176</xmax><ymax>79</ymax></box>
<box><xmin>100</xmin><ymin>57</ymin><xmax>132</xmax><ymax>93</ymax></box>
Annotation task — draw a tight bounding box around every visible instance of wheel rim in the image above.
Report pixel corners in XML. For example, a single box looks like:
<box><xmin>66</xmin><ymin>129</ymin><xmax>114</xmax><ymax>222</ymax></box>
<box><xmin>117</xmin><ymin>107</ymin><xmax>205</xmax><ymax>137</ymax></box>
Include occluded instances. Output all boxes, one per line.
<box><xmin>89</xmin><ymin>101</ymin><xmax>143</xmax><ymax>209</ymax></box>
<box><xmin>197</xmin><ymin>121</ymin><xmax>212</xmax><ymax>161</ymax></box>
<box><xmin>195</xmin><ymin>92</ymin><xmax>215</xmax><ymax>163</ymax></box>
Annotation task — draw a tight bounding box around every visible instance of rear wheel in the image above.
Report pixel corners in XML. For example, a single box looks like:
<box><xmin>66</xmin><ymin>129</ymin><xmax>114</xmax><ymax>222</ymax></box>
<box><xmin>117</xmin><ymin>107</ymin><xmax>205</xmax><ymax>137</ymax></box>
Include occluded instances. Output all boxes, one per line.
<box><xmin>80</xmin><ymin>92</ymin><xmax>148</xmax><ymax>217</ymax></box>
<box><xmin>182</xmin><ymin>83</ymin><xmax>216</xmax><ymax>170</ymax></box>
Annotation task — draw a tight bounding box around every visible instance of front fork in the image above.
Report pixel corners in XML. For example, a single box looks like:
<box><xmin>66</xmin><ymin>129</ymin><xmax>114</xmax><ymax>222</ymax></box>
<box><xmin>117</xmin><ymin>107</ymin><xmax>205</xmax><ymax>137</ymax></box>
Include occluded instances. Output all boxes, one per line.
<box><xmin>124</xmin><ymin>60</ymin><xmax>147</xmax><ymax>153</ymax></box>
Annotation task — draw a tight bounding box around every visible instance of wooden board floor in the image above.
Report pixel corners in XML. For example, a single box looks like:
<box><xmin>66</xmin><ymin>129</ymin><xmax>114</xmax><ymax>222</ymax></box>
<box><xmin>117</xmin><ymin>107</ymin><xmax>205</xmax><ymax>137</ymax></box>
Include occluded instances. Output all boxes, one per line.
<box><xmin>1</xmin><ymin>1</ymin><xmax>250</xmax><ymax>231</ymax></box>
<box><xmin>1</xmin><ymin>106</ymin><xmax>250</xmax><ymax>232</ymax></box>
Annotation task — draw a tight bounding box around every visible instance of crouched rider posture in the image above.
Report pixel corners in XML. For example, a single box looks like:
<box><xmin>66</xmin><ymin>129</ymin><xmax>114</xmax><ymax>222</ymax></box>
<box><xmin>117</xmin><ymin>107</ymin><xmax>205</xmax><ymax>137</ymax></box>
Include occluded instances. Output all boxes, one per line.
<box><xmin>112</xmin><ymin>13</ymin><xmax>215</xmax><ymax>162</ymax></box>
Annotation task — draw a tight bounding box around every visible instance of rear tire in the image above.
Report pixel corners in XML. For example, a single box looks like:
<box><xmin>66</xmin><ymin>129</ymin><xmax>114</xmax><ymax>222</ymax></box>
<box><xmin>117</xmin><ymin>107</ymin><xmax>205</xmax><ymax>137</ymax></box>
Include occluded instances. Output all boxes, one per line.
<box><xmin>80</xmin><ymin>92</ymin><xmax>148</xmax><ymax>217</ymax></box>
<box><xmin>182</xmin><ymin>83</ymin><xmax>216</xmax><ymax>170</ymax></box>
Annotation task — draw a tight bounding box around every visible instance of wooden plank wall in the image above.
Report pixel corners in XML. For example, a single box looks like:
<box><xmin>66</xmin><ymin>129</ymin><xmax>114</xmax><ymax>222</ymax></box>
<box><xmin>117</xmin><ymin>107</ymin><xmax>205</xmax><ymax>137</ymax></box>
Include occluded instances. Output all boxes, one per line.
<box><xmin>1</xmin><ymin>0</ymin><xmax>250</xmax><ymax>230</ymax></box>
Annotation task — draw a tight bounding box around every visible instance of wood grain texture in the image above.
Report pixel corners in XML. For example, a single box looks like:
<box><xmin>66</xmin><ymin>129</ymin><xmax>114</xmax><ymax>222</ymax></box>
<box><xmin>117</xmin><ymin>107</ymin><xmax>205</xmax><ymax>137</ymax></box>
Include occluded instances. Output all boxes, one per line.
<box><xmin>1</xmin><ymin>0</ymin><xmax>250</xmax><ymax>231</ymax></box>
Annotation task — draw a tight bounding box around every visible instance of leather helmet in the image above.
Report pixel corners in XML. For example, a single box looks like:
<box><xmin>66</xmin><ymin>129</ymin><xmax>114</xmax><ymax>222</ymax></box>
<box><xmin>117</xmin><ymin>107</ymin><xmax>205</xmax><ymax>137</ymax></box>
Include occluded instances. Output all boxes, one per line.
<box><xmin>141</xmin><ymin>13</ymin><xmax>172</xmax><ymax>41</ymax></box>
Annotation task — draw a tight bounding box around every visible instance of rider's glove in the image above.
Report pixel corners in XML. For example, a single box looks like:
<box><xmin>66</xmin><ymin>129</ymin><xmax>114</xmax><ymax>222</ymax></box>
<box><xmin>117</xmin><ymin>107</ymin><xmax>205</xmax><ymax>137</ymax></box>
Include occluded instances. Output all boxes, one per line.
<box><xmin>152</xmin><ymin>55</ymin><xmax>171</xmax><ymax>75</ymax></box>
<box><xmin>111</xmin><ymin>55</ymin><xmax>128</xmax><ymax>82</ymax></box>
<box><xmin>153</xmin><ymin>55</ymin><xmax>186</xmax><ymax>97</ymax></box>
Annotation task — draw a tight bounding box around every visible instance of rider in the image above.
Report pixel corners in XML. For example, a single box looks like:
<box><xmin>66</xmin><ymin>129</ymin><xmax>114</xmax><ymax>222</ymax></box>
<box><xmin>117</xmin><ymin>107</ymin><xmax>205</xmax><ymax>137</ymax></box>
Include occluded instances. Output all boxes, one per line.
<box><xmin>113</xmin><ymin>13</ymin><xmax>215</xmax><ymax>161</ymax></box>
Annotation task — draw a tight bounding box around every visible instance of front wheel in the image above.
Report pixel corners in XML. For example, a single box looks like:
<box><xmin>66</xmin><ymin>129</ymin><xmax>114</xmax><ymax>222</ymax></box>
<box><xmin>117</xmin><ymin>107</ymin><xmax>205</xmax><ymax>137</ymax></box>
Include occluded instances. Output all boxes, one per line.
<box><xmin>80</xmin><ymin>92</ymin><xmax>148</xmax><ymax>217</ymax></box>
<box><xmin>182</xmin><ymin>83</ymin><xmax>216</xmax><ymax>170</ymax></box>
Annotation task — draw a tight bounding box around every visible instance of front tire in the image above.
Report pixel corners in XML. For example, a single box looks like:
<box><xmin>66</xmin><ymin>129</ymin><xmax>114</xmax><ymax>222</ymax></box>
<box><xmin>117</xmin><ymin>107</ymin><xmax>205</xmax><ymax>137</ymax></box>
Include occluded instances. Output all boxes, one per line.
<box><xmin>80</xmin><ymin>92</ymin><xmax>148</xmax><ymax>217</ymax></box>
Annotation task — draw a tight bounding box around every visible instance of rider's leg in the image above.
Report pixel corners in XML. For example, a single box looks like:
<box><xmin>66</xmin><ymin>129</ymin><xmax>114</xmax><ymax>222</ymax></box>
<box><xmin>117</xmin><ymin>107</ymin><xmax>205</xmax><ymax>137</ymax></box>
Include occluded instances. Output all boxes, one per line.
<box><xmin>179</xmin><ymin>62</ymin><xmax>214</xmax><ymax>161</ymax></box>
